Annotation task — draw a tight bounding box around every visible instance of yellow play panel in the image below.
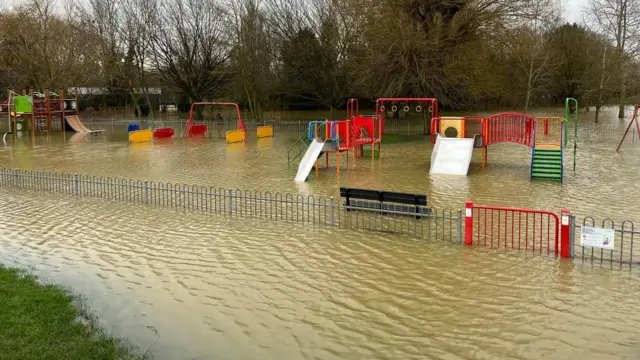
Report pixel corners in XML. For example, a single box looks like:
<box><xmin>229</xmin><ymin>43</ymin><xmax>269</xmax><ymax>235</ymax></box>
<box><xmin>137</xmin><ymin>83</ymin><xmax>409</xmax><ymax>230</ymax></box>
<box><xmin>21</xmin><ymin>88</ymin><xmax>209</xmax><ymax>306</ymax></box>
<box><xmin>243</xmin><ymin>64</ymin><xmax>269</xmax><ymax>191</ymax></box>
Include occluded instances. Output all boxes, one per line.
<box><xmin>129</xmin><ymin>129</ymin><xmax>153</xmax><ymax>143</ymax></box>
<box><xmin>226</xmin><ymin>129</ymin><xmax>246</xmax><ymax>143</ymax></box>
<box><xmin>439</xmin><ymin>117</ymin><xmax>465</xmax><ymax>138</ymax></box>
<box><xmin>257</xmin><ymin>125</ymin><xmax>273</xmax><ymax>138</ymax></box>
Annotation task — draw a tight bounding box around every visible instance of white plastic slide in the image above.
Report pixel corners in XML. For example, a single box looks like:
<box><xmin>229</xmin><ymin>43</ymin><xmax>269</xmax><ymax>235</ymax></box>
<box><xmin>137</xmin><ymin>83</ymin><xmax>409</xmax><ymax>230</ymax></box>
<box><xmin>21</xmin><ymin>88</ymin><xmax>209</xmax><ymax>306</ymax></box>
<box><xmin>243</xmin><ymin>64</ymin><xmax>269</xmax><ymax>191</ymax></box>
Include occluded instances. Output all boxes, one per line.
<box><xmin>429</xmin><ymin>134</ymin><xmax>475</xmax><ymax>176</ymax></box>
<box><xmin>295</xmin><ymin>138</ymin><xmax>329</xmax><ymax>182</ymax></box>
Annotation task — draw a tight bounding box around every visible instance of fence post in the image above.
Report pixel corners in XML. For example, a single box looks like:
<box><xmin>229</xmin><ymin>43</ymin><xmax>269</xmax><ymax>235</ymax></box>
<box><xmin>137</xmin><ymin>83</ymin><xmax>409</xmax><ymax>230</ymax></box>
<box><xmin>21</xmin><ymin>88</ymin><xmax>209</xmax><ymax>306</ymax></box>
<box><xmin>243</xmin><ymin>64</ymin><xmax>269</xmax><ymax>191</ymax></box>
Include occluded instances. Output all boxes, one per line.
<box><xmin>457</xmin><ymin>209</ymin><xmax>463</xmax><ymax>243</ymax></box>
<box><xmin>464</xmin><ymin>201</ymin><xmax>473</xmax><ymax>246</ymax></box>
<box><xmin>560</xmin><ymin>209</ymin><xmax>571</xmax><ymax>258</ymax></box>
<box><xmin>13</xmin><ymin>168</ymin><xmax>18</xmax><ymax>187</ymax></box>
<box><xmin>144</xmin><ymin>180</ymin><xmax>149</xmax><ymax>204</ymax></box>
<box><xmin>74</xmin><ymin>173</ymin><xmax>79</xmax><ymax>196</ymax></box>
<box><xmin>330</xmin><ymin>196</ymin><xmax>335</xmax><ymax>226</ymax></box>
<box><xmin>228</xmin><ymin>188</ymin><xmax>233</xmax><ymax>214</ymax></box>
<box><xmin>570</xmin><ymin>214</ymin><xmax>576</xmax><ymax>258</ymax></box>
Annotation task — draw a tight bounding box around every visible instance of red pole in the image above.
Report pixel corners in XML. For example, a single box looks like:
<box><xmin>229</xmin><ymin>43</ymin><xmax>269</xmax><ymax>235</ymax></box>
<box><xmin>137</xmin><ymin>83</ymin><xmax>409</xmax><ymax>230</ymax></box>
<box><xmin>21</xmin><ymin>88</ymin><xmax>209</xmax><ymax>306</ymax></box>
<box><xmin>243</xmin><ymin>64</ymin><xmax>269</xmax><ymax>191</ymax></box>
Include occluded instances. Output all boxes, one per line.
<box><xmin>616</xmin><ymin>105</ymin><xmax>639</xmax><ymax>151</ymax></box>
<box><xmin>465</xmin><ymin>201</ymin><xmax>474</xmax><ymax>246</ymax></box>
<box><xmin>560</xmin><ymin>209</ymin><xmax>571</xmax><ymax>258</ymax></box>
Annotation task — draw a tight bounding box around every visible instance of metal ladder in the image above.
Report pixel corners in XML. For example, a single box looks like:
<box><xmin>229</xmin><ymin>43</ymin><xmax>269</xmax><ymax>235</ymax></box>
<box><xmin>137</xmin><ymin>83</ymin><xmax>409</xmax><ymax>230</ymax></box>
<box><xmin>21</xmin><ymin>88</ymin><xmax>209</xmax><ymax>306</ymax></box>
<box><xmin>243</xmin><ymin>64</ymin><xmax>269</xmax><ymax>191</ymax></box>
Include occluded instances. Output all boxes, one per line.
<box><xmin>287</xmin><ymin>131</ymin><xmax>311</xmax><ymax>168</ymax></box>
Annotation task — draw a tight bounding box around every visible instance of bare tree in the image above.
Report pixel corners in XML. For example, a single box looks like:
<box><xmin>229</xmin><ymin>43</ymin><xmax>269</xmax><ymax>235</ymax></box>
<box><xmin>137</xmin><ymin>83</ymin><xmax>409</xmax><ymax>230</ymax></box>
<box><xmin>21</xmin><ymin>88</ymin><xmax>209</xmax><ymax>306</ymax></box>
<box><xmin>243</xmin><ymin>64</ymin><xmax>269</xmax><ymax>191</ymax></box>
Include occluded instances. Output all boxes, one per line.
<box><xmin>587</xmin><ymin>0</ymin><xmax>640</xmax><ymax>118</ymax></box>
<box><xmin>120</xmin><ymin>0</ymin><xmax>159</xmax><ymax>118</ymax></box>
<box><xmin>229</xmin><ymin>0</ymin><xmax>275</xmax><ymax>121</ymax></box>
<box><xmin>150</xmin><ymin>0</ymin><xmax>231</xmax><ymax>104</ymax></box>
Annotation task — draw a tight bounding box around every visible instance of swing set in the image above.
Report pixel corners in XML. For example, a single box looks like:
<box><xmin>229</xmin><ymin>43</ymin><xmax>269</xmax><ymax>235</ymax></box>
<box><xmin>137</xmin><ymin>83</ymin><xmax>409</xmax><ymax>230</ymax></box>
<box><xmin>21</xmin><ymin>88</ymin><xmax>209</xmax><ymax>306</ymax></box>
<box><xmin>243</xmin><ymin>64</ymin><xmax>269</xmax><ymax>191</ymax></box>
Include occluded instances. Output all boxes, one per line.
<box><xmin>616</xmin><ymin>104</ymin><xmax>640</xmax><ymax>152</ymax></box>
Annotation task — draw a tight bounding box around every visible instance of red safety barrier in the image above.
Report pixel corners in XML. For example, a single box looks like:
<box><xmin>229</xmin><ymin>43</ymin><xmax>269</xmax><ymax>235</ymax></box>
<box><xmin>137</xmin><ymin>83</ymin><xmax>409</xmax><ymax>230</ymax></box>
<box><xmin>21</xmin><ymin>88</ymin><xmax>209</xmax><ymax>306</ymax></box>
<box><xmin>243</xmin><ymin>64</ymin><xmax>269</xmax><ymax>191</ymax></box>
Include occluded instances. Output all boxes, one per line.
<box><xmin>482</xmin><ymin>112</ymin><xmax>534</xmax><ymax>147</ymax></box>
<box><xmin>347</xmin><ymin>98</ymin><xmax>359</xmax><ymax>119</ymax></box>
<box><xmin>464</xmin><ymin>201</ymin><xmax>571</xmax><ymax>258</ymax></box>
<box><xmin>350</xmin><ymin>116</ymin><xmax>376</xmax><ymax>145</ymax></box>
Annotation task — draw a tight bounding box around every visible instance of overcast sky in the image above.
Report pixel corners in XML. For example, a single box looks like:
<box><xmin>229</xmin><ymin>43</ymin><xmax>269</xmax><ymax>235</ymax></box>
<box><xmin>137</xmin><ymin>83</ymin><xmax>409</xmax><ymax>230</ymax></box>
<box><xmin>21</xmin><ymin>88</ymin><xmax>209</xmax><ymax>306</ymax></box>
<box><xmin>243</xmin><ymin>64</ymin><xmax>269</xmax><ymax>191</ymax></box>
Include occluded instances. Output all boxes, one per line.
<box><xmin>2</xmin><ymin>0</ymin><xmax>588</xmax><ymax>24</ymax></box>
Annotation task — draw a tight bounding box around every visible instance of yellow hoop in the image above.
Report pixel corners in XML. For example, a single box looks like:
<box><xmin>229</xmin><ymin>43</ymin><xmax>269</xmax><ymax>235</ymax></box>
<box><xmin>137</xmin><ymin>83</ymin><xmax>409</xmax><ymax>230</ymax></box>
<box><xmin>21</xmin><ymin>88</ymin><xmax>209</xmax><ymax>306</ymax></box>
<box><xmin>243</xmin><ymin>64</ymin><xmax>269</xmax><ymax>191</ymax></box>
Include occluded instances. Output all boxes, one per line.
<box><xmin>391</xmin><ymin>105</ymin><xmax>398</xmax><ymax>112</ymax></box>
<box><xmin>403</xmin><ymin>105</ymin><xmax>410</xmax><ymax>112</ymax></box>
<box><xmin>415</xmin><ymin>106</ymin><xmax>422</xmax><ymax>112</ymax></box>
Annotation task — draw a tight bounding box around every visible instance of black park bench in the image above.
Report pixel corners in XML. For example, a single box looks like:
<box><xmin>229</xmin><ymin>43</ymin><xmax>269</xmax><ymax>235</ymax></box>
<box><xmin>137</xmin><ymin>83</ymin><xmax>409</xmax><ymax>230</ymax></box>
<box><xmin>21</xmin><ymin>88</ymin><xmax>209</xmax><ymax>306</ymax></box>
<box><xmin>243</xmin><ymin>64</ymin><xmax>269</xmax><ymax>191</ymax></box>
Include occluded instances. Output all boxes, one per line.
<box><xmin>339</xmin><ymin>187</ymin><xmax>430</xmax><ymax>217</ymax></box>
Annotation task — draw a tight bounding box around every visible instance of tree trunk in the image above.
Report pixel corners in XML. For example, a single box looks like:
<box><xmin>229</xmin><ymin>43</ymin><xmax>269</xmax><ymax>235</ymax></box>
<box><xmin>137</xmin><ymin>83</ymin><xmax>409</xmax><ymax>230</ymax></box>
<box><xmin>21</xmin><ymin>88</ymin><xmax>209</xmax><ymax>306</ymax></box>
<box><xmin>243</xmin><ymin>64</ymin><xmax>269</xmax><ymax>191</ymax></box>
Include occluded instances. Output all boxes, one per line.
<box><xmin>524</xmin><ymin>58</ymin><xmax>535</xmax><ymax>111</ymax></box>
<box><xmin>596</xmin><ymin>45</ymin><xmax>607</xmax><ymax>123</ymax></box>
<box><xmin>618</xmin><ymin>61</ymin><xmax>626</xmax><ymax>118</ymax></box>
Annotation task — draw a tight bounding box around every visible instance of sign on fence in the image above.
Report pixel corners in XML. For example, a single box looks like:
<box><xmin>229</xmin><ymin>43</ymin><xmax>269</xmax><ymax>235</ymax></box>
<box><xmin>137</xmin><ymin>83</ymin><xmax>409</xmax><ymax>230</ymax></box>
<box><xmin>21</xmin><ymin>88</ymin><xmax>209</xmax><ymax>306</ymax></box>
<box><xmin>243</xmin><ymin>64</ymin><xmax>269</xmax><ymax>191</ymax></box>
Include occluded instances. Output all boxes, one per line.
<box><xmin>580</xmin><ymin>226</ymin><xmax>615</xmax><ymax>250</ymax></box>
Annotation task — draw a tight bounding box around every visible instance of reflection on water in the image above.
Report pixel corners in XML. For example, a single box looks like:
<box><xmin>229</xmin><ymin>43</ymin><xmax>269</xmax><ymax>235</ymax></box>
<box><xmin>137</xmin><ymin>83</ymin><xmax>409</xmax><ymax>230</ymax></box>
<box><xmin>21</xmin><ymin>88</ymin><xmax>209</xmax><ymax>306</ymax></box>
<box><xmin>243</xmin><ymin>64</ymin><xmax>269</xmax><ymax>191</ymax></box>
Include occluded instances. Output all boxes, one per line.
<box><xmin>0</xmin><ymin>105</ymin><xmax>640</xmax><ymax>359</ymax></box>
<box><xmin>1</xmin><ymin>190</ymin><xmax>640</xmax><ymax>360</ymax></box>
<box><xmin>0</xmin><ymin>121</ymin><xmax>638</xmax><ymax>222</ymax></box>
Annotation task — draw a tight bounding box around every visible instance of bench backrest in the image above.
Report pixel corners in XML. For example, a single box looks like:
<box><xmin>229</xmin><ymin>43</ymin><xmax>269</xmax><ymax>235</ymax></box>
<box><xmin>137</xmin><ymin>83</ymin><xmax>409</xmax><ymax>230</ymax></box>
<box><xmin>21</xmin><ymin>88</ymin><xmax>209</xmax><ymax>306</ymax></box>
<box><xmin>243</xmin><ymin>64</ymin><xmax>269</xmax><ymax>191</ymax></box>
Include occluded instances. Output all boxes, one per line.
<box><xmin>339</xmin><ymin>187</ymin><xmax>427</xmax><ymax>206</ymax></box>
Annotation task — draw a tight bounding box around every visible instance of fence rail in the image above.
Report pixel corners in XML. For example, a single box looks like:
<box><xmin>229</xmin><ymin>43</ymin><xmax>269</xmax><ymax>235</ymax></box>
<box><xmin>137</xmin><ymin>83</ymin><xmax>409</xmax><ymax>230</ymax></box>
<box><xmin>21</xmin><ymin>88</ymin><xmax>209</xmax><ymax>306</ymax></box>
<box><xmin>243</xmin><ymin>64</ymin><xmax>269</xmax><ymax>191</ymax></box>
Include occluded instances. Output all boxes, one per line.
<box><xmin>0</xmin><ymin>168</ymin><xmax>461</xmax><ymax>243</ymax></box>
<box><xmin>0</xmin><ymin>168</ymin><xmax>638</xmax><ymax>268</ymax></box>
<box><xmin>2</xmin><ymin>114</ymin><xmax>639</xmax><ymax>144</ymax></box>
<box><xmin>572</xmin><ymin>215</ymin><xmax>638</xmax><ymax>266</ymax></box>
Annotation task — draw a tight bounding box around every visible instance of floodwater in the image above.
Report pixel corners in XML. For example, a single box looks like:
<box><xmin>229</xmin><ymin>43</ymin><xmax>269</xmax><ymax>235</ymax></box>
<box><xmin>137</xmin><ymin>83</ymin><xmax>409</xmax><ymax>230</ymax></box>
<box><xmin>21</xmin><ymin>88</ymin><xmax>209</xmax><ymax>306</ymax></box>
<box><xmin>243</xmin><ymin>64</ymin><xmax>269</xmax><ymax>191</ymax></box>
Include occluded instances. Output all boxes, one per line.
<box><xmin>1</xmin><ymin>105</ymin><xmax>640</xmax><ymax>359</ymax></box>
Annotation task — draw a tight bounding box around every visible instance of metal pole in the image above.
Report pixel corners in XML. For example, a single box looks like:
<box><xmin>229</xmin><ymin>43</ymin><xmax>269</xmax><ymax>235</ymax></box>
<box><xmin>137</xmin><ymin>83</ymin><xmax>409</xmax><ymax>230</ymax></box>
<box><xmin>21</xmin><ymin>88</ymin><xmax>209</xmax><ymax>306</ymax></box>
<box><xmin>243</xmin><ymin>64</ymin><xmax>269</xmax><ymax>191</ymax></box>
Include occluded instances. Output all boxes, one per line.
<box><xmin>74</xmin><ymin>173</ymin><xmax>79</xmax><ymax>195</ymax></box>
<box><xmin>457</xmin><ymin>209</ymin><xmax>463</xmax><ymax>243</ymax></box>
<box><xmin>228</xmin><ymin>188</ymin><xmax>233</xmax><ymax>214</ymax></box>
<box><xmin>570</xmin><ymin>214</ymin><xmax>576</xmax><ymax>258</ymax></box>
<box><xmin>144</xmin><ymin>180</ymin><xmax>149</xmax><ymax>204</ymax></box>
<box><xmin>330</xmin><ymin>196</ymin><xmax>335</xmax><ymax>226</ymax></box>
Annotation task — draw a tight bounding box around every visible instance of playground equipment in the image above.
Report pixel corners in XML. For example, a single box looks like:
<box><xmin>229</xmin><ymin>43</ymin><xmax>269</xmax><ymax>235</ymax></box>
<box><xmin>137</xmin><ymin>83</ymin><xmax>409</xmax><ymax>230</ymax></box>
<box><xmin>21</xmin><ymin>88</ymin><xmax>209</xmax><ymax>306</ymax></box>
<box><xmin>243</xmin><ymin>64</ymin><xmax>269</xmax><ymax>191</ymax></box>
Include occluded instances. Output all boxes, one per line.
<box><xmin>129</xmin><ymin>129</ymin><xmax>154</xmax><ymax>143</ymax></box>
<box><xmin>430</xmin><ymin>134</ymin><xmax>475</xmax><ymax>175</ymax></box>
<box><xmin>127</xmin><ymin>124</ymin><xmax>140</xmax><ymax>132</ymax></box>
<box><xmin>291</xmin><ymin>98</ymin><xmax>386</xmax><ymax>181</ymax></box>
<box><xmin>565</xmin><ymin>98</ymin><xmax>579</xmax><ymax>170</ymax></box>
<box><xmin>257</xmin><ymin>125</ymin><xmax>273</xmax><ymax>138</ymax></box>
<box><xmin>65</xmin><ymin>115</ymin><xmax>105</xmax><ymax>134</ymax></box>
<box><xmin>290</xmin><ymin>97</ymin><xmax>439</xmax><ymax>181</ymax></box>
<box><xmin>616</xmin><ymin>104</ymin><xmax>640</xmax><ymax>152</ymax></box>
<box><xmin>227</xmin><ymin>118</ymin><xmax>246</xmax><ymax>143</ymax></box>
<box><xmin>2</xmin><ymin>89</ymin><xmax>80</xmax><ymax>135</ymax></box>
<box><xmin>431</xmin><ymin>98</ymin><xmax>578</xmax><ymax>183</ymax></box>
<box><xmin>153</xmin><ymin>127</ymin><xmax>174</xmax><ymax>139</ymax></box>
<box><xmin>183</xmin><ymin>102</ymin><xmax>211</xmax><ymax>137</ymax></box>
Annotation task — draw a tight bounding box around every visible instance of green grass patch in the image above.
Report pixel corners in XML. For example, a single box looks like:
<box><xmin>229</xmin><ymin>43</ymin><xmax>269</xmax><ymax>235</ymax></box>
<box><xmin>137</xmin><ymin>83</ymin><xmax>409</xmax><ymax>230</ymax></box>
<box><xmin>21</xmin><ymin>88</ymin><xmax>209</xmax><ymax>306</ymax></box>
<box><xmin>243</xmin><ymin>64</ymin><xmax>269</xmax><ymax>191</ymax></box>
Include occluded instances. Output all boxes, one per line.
<box><xmin>0</xmin><ymin>265</ymin><xmax>148</xmax><ymax>360</ymax></box>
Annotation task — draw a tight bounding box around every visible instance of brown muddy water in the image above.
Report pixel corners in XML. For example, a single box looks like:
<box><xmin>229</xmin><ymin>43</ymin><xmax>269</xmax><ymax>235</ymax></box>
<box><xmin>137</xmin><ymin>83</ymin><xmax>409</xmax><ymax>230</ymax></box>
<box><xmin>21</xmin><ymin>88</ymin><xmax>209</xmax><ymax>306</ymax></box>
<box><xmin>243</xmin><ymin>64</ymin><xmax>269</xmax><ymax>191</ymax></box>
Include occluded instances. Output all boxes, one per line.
<box><xmin>1</xmin><ymin>105</ymin><xmax>640</xmax><ymax>359</ymax></box>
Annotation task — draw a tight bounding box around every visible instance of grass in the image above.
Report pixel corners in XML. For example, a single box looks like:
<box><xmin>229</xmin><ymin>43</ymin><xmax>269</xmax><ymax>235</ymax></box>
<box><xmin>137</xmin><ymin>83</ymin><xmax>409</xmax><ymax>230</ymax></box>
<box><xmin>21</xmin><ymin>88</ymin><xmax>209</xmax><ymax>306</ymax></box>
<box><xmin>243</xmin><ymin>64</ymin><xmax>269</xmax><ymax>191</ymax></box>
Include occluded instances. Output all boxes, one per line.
<box><xmin>0</xmin><ymin>265</ymin><xmax>148</xmax><ymax>360</ymax></box>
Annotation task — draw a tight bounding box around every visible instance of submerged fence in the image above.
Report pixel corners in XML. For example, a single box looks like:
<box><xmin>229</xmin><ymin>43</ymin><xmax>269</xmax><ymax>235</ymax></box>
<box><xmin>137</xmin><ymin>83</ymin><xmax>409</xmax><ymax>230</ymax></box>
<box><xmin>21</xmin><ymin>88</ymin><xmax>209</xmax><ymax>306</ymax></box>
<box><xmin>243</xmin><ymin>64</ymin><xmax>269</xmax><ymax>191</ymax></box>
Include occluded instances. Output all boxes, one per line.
<box><xmin>2</xmin><ymin>113</ymin><xmax>638</xmax><ymax>144</ymax></box>
<box><xmin>0</xmin><ymin>168</ymin><xmax>461</xmax><ymax>243</ymax></box>
<box><xmin>0</xmin><ymin>168</ymin><xmax>637</xmax><ymax>268</ymax></box>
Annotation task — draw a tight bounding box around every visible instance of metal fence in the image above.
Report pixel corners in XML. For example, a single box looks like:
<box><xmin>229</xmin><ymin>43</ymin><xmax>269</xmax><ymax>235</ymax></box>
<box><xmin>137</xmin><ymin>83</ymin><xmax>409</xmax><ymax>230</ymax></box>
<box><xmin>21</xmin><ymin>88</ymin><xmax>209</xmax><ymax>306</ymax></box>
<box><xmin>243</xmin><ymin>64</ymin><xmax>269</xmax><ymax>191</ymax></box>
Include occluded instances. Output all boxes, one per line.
<box><xmin>0</xmin><ymin>168</ymin><xmax>638</xmax><ymax>268</ymax></box>
<box><xmin>0</xmin><ymin>168</ymin><xmax>461</xmax><ymax>243</ymax></box>
<box><xmin>7</xmin><ymin>117</ymin><xmax>424</xmax><ymax>139</ymax></box>
<box><xmin>571</xmin><ymin>215</ymin><xmax>639</xmax><ymax>267</ymax></box>
<box><xmin>2</xmin><ymin>114</ymin><xmax>637</xmax><ymax>144</ymax></box>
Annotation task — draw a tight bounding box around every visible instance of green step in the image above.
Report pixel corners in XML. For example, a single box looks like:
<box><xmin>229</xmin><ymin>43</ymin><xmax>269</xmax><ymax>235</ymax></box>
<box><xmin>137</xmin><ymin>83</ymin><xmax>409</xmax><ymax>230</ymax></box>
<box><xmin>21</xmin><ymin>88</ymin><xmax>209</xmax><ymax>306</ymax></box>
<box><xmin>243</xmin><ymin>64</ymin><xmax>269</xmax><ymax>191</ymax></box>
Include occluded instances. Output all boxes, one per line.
<box><xmin>532</xmin><ymin>171</ymin><xmax>562</xmax><ymax>176</ymax></box>
<box><xmin>533</xmin><ymin>160</ymin><xmax>562</xmax><ymax>169</ymax></box>
<box><xmin>531</xmin><ymin>174</ymin><xmax>562</xmax><ymax>181</ymax></box>
<box><xmin>532</xmin><ymin>169</ymin><xmax>562</xmax><ymax>175</ymax></box>
<box><xmin>531</xmin><ymin>147</ymin><xmax>563</xmax><ymax>182</ymax></box>
<box><xmin>532</xmin><ymin>165</ymin><xmax>562</xmax><ymax>171</ymax></box>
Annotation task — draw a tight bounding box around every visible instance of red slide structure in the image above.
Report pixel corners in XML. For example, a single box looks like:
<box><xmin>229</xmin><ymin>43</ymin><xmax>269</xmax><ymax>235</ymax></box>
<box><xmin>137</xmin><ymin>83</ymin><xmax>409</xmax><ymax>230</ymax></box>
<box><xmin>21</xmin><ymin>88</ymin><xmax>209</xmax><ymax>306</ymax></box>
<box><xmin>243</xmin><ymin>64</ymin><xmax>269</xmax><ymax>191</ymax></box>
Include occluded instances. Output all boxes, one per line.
<box><xmin>431</xmin><ymin>111</ymin><xmax>535</xmax><ymax>166</ymax></box>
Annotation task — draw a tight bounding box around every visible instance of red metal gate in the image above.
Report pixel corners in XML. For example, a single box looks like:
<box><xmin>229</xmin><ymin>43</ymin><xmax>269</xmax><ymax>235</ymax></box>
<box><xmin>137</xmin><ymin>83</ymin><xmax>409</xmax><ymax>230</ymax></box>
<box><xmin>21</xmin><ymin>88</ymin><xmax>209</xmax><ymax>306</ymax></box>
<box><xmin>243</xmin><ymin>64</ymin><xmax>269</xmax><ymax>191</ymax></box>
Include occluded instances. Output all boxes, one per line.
<box><xmin>464</xmin><ymin>201</ymin><xmax>571</xmax><ymax>257</ymax></box>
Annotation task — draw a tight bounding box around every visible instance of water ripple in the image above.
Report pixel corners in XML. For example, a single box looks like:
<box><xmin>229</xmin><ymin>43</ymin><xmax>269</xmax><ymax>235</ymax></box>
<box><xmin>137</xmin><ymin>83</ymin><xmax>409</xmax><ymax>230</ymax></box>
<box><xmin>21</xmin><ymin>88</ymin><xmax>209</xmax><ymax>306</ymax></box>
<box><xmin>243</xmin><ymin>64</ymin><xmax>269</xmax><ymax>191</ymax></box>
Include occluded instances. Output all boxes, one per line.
<box><xmin>0</xmin><ymin>185</ymin><xmax>639</xmax><ymax>359</ymax></box>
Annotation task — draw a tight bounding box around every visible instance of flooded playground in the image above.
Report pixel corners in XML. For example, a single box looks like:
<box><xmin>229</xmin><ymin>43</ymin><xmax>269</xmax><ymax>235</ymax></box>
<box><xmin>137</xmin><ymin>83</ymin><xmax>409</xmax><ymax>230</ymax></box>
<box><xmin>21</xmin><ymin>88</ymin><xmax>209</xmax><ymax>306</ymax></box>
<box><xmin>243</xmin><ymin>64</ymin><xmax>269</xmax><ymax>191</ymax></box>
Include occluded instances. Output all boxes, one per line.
<box><xmin>1</xmin><ymin>105</ymin><xmax>640</xmax><ymax>359</ymax></box>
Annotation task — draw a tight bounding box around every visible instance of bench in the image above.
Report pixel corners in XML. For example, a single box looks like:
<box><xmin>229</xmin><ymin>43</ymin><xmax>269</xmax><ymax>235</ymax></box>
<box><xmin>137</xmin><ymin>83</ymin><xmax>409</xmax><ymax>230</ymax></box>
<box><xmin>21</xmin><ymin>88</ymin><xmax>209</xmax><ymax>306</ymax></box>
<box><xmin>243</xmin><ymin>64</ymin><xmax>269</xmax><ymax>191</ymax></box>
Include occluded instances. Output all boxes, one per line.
<box><xmin>339</xmin><ymin>187</ymin><xmax>429</xmax><ymax>217</ymax></box>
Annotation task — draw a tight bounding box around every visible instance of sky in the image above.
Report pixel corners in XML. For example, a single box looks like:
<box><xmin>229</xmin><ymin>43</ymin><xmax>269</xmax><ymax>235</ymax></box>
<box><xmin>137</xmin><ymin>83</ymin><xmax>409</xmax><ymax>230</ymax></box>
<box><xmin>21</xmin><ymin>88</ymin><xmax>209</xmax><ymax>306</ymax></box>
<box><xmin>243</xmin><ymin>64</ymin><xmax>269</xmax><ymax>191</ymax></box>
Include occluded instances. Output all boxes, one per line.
<box><xmin>564</xmin><ymin>0</ymin><xmax>588</xmax><ymax>23</ymax></box>
<box><xmin>2</xmin><ymin>0</ymin><xmax>589</xmax><ymax>24</ymax></box>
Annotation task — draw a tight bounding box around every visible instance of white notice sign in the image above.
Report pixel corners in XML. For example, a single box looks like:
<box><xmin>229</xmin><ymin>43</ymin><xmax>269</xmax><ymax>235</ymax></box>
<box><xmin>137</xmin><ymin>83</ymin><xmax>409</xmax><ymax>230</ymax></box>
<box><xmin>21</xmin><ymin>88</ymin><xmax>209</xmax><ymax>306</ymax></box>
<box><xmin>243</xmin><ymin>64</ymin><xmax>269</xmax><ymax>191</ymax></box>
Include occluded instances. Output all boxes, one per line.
<box><xmin>580</xmin><ymin>226</ymin><xmax>615</xmax><ymax>250</ymax></box>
